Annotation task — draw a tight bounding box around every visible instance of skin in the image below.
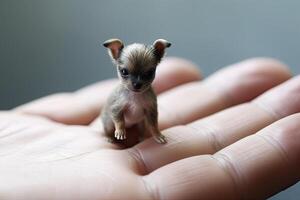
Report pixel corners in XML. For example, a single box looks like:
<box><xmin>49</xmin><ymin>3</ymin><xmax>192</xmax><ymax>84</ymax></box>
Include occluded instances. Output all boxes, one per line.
<box><xmin>2</xmin><ymin>57</ymin><xmax>300</xmax><ymax>199</ymax></box>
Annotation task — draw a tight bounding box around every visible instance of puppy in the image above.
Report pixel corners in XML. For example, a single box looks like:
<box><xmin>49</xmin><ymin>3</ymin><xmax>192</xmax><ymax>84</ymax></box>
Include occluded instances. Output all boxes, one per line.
<box><xmin>101</xmin><ymin>38</ymin><xmax>171</xmax><ymax>144</ymax></box>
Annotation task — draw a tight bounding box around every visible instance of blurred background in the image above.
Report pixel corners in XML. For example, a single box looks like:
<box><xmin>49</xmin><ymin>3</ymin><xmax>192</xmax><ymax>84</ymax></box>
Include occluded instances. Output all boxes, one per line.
<box><xmin>0</xmin><ymin>0</ymin><xmax>299</xmax><ymax>198</ymax></box>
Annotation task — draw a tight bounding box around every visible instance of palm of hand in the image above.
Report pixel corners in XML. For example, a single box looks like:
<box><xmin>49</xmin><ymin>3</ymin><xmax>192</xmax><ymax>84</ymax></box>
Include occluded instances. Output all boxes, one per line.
<box><xmin>1</xmin><ymin>112</ymin><xmax>155</xmax><ymax>199</ymax></box>
<box><xmin>1</xmin><ymin>58</ymin><xmax>300</xmax><ymax>200</ymax></box>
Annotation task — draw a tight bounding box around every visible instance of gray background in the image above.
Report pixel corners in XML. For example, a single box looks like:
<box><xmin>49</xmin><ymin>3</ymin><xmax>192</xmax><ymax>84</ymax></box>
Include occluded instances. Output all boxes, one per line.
<box><xmin>0</xmin><ymin>0</ymin><xmax>299</xmax><ymax>199</ymax></box>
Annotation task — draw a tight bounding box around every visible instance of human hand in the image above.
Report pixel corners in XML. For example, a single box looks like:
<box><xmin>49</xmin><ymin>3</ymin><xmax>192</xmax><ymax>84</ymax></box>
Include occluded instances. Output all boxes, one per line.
<box><xmin>1</xmin><ymin>57</ymin><xmax>299</xmax><ymax>199</ymax></box>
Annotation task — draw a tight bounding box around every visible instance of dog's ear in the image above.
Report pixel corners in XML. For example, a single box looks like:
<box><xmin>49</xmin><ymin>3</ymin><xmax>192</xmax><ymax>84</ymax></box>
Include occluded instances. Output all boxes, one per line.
<box><xmin>103</xmin><ymin>39</ymin><xmax>124</xmax><ymax>61</ymax></box>
<box><xmin>153</xmin><ymin>39</ymin><xmax>171</xmax><ymax>61</ymax></box>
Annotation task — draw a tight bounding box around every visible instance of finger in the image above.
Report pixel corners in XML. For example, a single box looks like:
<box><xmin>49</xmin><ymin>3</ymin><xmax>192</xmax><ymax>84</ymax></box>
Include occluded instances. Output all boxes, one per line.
<box><xmin>0</xmin><ymin>111</ymin><xmax>59</xmax><ymax>128</ymax></box>
<box><xmin>15</xmin><ymin>57</ymin><xmax>201</xmax><ymax>125</ymax></box>
<box><xmin>15</xmin><ymin>79</ymin><xmax>117</xmax><ymax>125</ymax></box>
<box><xmin>143</xmin><ymin>114</ymin><xmax>300</xmax><ymax>200</ymax></box>
<box><xmin>130</xmin><ymin>74</ymin><xmax>299</xmax><ymax>173</ymax></box>
<box><xmin>153</xmin><ymin>57</ymin><xmax>201</xmax><ymax>94</ymax></box>
<box><xmin>158</xmin><ymin>57</ymin><xmax>290</xmax><ymax>129</ymax></box>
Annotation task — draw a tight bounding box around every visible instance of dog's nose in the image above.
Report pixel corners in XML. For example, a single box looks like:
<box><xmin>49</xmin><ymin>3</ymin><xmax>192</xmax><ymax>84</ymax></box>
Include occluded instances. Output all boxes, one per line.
<box><xmin>132</xmin><ymin>82</ymin><xmax>142</xmax><ymax>90</ymax></box>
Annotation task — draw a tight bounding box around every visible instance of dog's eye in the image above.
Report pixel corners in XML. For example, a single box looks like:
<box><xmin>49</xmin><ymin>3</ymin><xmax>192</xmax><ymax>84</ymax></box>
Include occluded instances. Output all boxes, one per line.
<box><xmin>145</xmin><ymin>69</ymin><xmax>155</xmax><ymax>79</ymax></box>
<box><xmin>120</xmin><ymin>68</ymin><xmax>129</xmax><ymax>77</ymax></box>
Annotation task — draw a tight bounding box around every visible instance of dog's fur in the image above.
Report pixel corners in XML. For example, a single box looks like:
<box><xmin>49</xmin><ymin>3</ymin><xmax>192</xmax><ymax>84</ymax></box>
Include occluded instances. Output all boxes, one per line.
<box><xmin>101</xmin><ymin>39</ymin><xmax>171</xmax><ymax>143</ymax></box>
